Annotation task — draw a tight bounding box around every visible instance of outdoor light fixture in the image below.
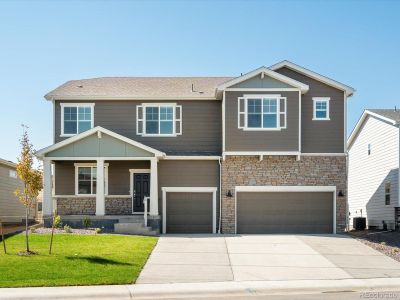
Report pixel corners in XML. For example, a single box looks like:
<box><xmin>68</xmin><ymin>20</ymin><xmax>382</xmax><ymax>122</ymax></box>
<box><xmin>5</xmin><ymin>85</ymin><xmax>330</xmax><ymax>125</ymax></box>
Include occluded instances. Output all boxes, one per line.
<box><xmin>226</xmin><ymin>190</ymin><xmax>233</xmax><ymax>197</ymax></box>
<box><xmin>338</xmin><ymin>190</ymin><xmax>345</xmax><ymax>197</ymax></box>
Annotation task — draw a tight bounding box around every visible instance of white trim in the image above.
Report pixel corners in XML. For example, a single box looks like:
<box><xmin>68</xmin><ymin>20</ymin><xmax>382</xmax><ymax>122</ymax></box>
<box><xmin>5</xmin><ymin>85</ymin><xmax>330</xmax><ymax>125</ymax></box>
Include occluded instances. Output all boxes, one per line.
<box><xmin>162</xmin><ymin>187</ymin><xmax>217</xmax><ymax>234</ymax></box>
<box><xmin>223</xmin><ymin>151</ymin><xmax>300</xmax><ymax>156</ymax></box>
<box><xmin>269</xmin><ymin>60</ymin><xmax>355</xmax><ymax>96</ymax></box>
<box><xmin>239</xmin><ymin>94</ymin><xmax>282</xmax><ymax>131</ymax></box>
<box><xmin>217</xmin><ymin>66</ymin><xmax>309</xmax><ymax>93</ymax></box>
<box><xmin>138</xmin><ymin>103</ymin><xmax>180</xmax><ymax>137</ymax></box>
<box><xmin>43</xmin><ymin>157</ymin><xmax>156</xmax><ymax>161</ymax></box>
<box><xmin>162</xmin><ymin>156</ymin><xmax>221</xmax><ymax>160</ymax></box>
<box><xmin>129</xmin><ymin>169</ymin><xmax>151</xmax><ymax>214</ymax></box>
<box><xmin>60</xmin><ymin>103</ymin><xmax>95</xmax><ymax>137</ymax></box>
<box><xmin>225</xmin><ymin>88</ymin><xmax>300</xmax><ymax>92</ymax></box>
<box><xmin>298</xmin><ymin>90</ymin><xmax>301</xmax><ymax>152</ymax></box>
<box><xmin>74</xmin><ymin>163</ymin><xmax>109</xmax><ymax>196</ymax></box>
<box><xmin>312</xmin><ymin>97</ymin><xmax>330</xmax><ymax>121</ymax></box>
<box><xmin>36</xmin><ymin>126</ymin><xmax>165</xmax><ymax>158</ymax></box>
<box><xmin>222</xmin><ymin>90</ymin><xmax>226</xmax><ymax>152</ymax></box>
<box><xmin>344</xmin><ymin>91</ymin><xmax>347</xmax><ymax>153</ymax></box>
<box><xmin>46</xmin><ymin>96</ymin><xmax>219</xmax><ymax>101</ymax></box>
<box><xmin>234</xmin><ymin>185</ymin><xmax>337</xmax><ymax>234</ymax></box>
<box><xmin>301</xmin><ymin>153</ymin><xmax>347</xmax><ymax>156</ymax></box>
<box><xmin>347</xmin><ymin>110</ymin><xmax>398</xmax><ymax>149</ymax></box>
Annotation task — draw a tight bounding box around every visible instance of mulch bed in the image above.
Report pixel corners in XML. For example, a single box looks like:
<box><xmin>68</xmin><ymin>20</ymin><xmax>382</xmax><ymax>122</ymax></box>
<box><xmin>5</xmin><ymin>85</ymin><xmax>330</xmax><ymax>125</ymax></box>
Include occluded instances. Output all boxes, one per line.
<box><xmin>348</xmin><ymin>230</ymin><xmax>400</xmax><ymax>262</ymax></box>
<box><xmin>30</xmin><ymin>228</ymin><xmax>97</xmax><ymax>235</ymax></box>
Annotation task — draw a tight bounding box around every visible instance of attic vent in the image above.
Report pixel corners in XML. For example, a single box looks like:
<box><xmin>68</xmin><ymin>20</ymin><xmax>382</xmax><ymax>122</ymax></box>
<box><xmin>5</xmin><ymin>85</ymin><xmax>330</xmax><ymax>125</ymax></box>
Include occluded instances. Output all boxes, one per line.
<box><xmin>191</xmin><ymin>83</ymin><xmax>204</xmax><ymax>94</ymax></box>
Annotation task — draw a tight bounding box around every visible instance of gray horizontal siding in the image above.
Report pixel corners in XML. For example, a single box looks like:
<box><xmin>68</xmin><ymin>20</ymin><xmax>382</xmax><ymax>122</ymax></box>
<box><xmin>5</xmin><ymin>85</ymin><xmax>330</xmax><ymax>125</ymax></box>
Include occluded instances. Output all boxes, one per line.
<box><xmin>275</xmin><ymin>67</ymin><xmax>345</xmax><ymax>153</ymax></box>
<box><xmin>55</xmin><ymin>100</ymin><xmax>221</xmax><ymax>155</ymax></box>
<box><xmin>225</xmin><ymin>91</ymin><xmax>299</xmax><ymax>151</ymax></box>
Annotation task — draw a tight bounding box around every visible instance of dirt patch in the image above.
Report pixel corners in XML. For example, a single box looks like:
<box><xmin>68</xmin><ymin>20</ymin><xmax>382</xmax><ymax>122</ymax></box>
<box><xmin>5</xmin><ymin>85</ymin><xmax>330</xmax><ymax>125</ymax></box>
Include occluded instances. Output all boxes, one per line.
<box><xmin>349</xmin><ymin>230</ymin><xmax>400</xmax><ymax>262</ymax></box>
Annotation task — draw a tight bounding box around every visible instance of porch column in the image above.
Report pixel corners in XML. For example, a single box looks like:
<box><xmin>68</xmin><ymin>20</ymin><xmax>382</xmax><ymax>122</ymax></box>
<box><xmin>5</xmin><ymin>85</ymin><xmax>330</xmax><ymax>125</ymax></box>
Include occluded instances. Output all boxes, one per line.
<box><xmin>96</xmin><ymin>159</ymin><xmax>105</xmax><ymax>216</ymax></box>
<box><xmin>149</xmin><ymin>158</ymin><xmax>159</xmax><ymax>216</ymax></box>
<box><xmin>42</xmin><ymin>159</ymin><xmax>53</xmax><ymax>216</ymax></box>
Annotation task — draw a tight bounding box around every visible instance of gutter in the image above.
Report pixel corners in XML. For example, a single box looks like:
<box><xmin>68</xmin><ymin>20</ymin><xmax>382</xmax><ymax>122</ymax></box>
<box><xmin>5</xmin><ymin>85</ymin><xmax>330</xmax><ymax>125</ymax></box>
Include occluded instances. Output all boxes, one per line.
<box><xmin>218</xmin><ymin>157</ymin><xmax>222</xmax><ymax>234</ymax></box>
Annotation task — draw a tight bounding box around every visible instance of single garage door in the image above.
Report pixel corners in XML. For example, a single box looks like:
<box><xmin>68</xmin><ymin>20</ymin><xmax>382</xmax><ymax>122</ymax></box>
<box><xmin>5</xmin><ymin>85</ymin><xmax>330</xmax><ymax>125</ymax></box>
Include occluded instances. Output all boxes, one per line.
<box><xmin>237</xmin><ymin>192</ymin><xmax>333</xmax><ymax>234</ymax></box>
<box><xmin>166</xmin><ymin>192</ymin><xmax>213</xmax><ymax>233</ymax></box>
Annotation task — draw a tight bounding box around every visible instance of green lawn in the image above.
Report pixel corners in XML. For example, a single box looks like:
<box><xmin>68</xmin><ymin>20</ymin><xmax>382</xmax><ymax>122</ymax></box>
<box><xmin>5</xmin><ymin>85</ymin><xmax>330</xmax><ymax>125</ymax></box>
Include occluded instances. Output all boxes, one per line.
<box><xmin>0</xmin><ymin>234</ymin><xmax>158</xmax><ymax>287</ymax></box>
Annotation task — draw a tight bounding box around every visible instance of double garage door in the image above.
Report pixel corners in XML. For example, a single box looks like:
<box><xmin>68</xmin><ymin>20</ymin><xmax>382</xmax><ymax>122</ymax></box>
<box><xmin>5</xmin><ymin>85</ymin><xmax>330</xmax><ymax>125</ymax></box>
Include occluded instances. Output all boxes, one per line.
<box><xmin>164</xmin><ymin>189</ymin><xmax>334</xmax><ymax>234</ymax></box>
<box><xmin>237</xmin><ymin>192</ymin><xmax>334</xmax><ymax>234</ymax></box>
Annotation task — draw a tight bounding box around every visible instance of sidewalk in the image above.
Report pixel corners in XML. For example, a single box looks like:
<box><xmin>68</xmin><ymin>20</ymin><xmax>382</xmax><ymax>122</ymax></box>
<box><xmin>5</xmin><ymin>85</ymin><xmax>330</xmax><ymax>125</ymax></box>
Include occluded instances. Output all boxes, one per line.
<box><xmin>2</xmin><ymin>278</ymin><xmax>400</xmax><ymax>300</ymax></box>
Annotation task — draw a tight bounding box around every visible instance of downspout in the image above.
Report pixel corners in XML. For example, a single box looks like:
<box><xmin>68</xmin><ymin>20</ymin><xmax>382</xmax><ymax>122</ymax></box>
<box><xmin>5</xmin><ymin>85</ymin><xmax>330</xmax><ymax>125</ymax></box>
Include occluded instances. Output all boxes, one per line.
<box><xmin>218</xmin><ymin>157</ymin><xmax>222</xmax><ymax>234</ymax></box>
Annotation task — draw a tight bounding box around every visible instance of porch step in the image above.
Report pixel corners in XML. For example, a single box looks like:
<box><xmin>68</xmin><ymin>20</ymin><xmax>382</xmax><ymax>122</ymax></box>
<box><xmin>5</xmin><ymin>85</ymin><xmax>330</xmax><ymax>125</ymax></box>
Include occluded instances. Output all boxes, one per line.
<box><xmin>114</xmin><ymin>222</ymin><xmax>158</xmax><ymax>236</ymax></box>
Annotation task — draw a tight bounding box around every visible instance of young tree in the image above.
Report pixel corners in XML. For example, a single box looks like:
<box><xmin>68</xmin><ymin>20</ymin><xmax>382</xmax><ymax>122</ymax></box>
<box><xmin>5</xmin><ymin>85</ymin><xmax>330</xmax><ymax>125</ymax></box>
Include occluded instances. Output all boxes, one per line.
<box><xmin>14</xmin><ymin>125</ymin><xmax>43</xmax><ymax>254</ymax></box>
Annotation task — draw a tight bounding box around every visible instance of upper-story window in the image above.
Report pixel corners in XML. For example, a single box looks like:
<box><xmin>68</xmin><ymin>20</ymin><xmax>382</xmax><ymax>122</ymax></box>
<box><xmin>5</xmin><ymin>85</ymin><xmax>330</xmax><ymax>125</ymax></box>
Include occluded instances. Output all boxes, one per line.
<box><xmin>312</xmin><ymin>97</ymin><xmax>330</xmax><ymax>121</ymax></box>
<box><xmin>9</xmin><ymin>170</ymin><xmax>17</xmax><ymax>178</ymax></box>
<box><xmin>136</xmin><ymin>103</ymin><xmax>182</xmax><ymax>137</ymax></box>
<box><xmin>61</xmin><ymin>103</ymin><xmax>94</xmax><ymax>136</ymax></box>
<box><xmin>238</xmin><ymin>95</ymin><xmax>286</xmax><ymax>131</ymax></box>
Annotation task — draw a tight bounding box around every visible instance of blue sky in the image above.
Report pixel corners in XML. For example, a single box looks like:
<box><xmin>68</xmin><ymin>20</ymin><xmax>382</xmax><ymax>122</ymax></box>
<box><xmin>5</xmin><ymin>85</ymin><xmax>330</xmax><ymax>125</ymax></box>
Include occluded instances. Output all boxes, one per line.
<box><xmin>0</xmin><ymin>0</ymin><xmax>399</xmax><ymax>162</ymax></box>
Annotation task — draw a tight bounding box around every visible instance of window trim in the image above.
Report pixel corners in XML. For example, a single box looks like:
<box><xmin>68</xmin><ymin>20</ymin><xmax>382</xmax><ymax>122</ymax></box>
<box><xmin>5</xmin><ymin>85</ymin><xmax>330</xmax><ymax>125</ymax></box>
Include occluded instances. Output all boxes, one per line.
<box><xmin>74</xmin><ymin>163</ymin><xmax>109</xmax><ymax>196</ymax></box>
<box><xmin>312</xmin><ymin>97</ymin><xmax>330</xmax><ymax>121</ymax></box>
<box><xmin>241</xmin><ymin>94</ymin><xmax>282</xmax><ymax>131</ymax></box>
<box><xmin>385</xmin><ymin>182</ymin><xmax>391</xmax><ymax>206</ymax></box>
<box><xmin>141</xmin><ymin>103</ymin><xmax>178</xmax><ymax>137</ymax></box>
<box><xmin>60</xmin><ymin>103</ymin><xmax>95</xmax><ymax>137</ymax></box>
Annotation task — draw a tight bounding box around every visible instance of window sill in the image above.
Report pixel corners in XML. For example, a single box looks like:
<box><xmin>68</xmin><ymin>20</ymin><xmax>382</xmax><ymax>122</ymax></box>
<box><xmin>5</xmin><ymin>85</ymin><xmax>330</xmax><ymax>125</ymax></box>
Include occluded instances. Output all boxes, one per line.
<box><xmin>312</xmin><ymin>118</ymin><xmax>331</xmax><ymax>121</ymax></box>
<box><xmin>139</xmin><ymin>134</ymin><xmax>178</xmax><ymax>137</ymax></box>
<box><xmin>241</xmin><ymin>128</ymin><xmax>282</xmax><ymax>131</ymax></box>
<box><xmin>60</xmin><ymin>134</ymin><xmax>76</xmax><ymax>137</ymax></box>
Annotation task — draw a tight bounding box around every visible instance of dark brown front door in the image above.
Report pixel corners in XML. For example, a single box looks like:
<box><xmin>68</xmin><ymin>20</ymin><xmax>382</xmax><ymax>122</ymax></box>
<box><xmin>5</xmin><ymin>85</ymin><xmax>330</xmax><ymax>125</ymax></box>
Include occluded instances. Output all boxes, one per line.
<box><xmin>133</xmin><ymin>173</ymin><xmax>150</xmax><ymax>212</ymax></box>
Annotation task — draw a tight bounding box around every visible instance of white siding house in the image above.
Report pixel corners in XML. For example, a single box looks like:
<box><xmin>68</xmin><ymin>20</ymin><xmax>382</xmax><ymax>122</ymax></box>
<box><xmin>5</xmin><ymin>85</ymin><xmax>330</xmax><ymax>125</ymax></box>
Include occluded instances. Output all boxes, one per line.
<box><xmin>348</xmin><ymin>110</ymin><xmax>400</xmax><ymax>229</ymax></box>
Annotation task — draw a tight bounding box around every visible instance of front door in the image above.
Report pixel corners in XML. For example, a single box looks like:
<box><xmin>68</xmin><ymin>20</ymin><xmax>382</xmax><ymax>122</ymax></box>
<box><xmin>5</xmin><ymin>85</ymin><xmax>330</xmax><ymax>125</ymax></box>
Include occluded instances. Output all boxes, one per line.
<box><xmin>133</xmin><ymin>173</ymin><xmax>150</xmax><ymax>212</ymax></box>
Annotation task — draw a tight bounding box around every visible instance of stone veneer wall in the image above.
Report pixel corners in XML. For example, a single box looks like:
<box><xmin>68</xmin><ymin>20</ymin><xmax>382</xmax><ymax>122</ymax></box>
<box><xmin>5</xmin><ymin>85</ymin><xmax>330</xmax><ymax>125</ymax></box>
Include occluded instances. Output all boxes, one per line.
<box><xmin>57</xmin><ymin>197</ymin><xmax>96</xmax><ymax>215</ymax></box>
<box><xmin>105</xmin><ymin>197</ymin><xmax>132</xmax><ymax>215</ymax></box>
<box><xmin>56</xmin><ymin>197</ymin><xmax>132</xmax><ymax>215</ymax></box>
<box><xmin>221</xmin><ymin>156</ymin><xmax>347</xmax><ymax>234</ymax></box>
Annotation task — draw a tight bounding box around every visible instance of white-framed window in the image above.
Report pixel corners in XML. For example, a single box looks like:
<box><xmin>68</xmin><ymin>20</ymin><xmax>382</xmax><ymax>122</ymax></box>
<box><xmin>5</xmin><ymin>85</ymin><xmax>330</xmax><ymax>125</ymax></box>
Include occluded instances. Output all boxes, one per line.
<box><xmin>9</xmin><ymin>170</ymin><xmax>17</xmax><ymax>178</ymax></box>
<box><xmin>61</xmin><ymin>103</ymin><xmax>95</xmax><ymax>136</ymax></box>
<box><xmin>136</xmin><ymin>103</ymin><xmax>182</xmax><ymax>136</ymax></box>
<box><xmin>312</xmin><ymin>97</ymin><xmax>330</xmax><ymax>120</ymax></box>
<box><xmin>74</xmin><ymin>163</ymin><xmax>108</xmax><ymax>196</ymax></box>
<box><xmin>238</xmin><ymin>95</ymin><xmax>286</xmax><ymax>130</ymax></box>
<box><xmin>385</xmin><ymin>182</ymin><xmax>391</xmax><ymax>205</ymax></box>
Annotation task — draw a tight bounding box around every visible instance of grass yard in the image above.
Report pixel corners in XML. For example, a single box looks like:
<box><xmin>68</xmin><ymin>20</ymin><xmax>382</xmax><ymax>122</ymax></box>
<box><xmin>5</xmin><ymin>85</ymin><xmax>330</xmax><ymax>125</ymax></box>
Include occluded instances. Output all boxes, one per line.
<box><xmin>0</xmin><ymin>234</ymin><xmax>158</xmax><ymax>287</ymax></box>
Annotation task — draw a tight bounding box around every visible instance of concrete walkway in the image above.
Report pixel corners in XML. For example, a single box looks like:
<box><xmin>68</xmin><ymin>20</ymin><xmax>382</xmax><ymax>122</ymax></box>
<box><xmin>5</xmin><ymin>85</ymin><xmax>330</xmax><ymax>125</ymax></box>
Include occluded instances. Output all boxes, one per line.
<box><xmin>137</xmin><ymin>234</ymin><xmax>400</xmax><ymax>284</ymax></box>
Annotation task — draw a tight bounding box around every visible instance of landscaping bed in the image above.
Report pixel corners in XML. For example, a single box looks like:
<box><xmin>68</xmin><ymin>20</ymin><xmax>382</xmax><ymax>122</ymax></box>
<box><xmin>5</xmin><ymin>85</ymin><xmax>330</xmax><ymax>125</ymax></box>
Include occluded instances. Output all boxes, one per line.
<box><xmin>348</xmin><ymin>230</ymin><xmax>400</xmax><ymax>262</ymax></box>
<box><xmin>0</xmin><ymin>233</ymin><xmax>158</xmax><ymax>287</ymax></box>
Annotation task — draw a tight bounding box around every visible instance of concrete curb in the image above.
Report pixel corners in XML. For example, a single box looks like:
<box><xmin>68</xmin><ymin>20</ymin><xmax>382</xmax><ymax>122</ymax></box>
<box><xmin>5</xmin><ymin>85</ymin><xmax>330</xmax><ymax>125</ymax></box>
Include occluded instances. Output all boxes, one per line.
<box><xmin>2</xmin><ymin>278</ymin><xmax>400</xmax><ymax>300</ymax></box>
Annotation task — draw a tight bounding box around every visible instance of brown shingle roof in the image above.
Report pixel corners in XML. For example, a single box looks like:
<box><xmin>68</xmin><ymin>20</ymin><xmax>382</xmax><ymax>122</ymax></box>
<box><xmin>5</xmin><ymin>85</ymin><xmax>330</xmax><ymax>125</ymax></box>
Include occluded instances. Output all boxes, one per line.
<box><xmin>45</xmin><ymin>77</ymin><xmax>234</xmax><ymax>100</ymax></box>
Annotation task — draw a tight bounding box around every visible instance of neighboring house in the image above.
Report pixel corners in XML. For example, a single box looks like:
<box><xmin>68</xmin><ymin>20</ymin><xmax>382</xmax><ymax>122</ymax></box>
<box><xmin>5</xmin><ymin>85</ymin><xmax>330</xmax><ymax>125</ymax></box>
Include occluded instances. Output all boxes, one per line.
<box><xmin>348</xmin><ymin>109</ymin><xmax>400</xmax><ymax>230</ymax></box>
<box><xmin>0</xmin><ymin>158</ymin><xmax>37</xmax><ymax>223</ymax></box>
<box><xmin>36</xmin><ymin>60</ymin><xmax>354</xmax><ymax>234</ymax></box>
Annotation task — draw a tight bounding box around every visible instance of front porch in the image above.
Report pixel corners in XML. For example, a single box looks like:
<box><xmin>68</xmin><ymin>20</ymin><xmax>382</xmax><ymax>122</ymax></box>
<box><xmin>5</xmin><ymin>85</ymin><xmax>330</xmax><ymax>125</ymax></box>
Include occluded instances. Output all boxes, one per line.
<box><xmin>36</xmin><ymin>127</ymin><xmax>165</xmax><ymax>232</ymax></box>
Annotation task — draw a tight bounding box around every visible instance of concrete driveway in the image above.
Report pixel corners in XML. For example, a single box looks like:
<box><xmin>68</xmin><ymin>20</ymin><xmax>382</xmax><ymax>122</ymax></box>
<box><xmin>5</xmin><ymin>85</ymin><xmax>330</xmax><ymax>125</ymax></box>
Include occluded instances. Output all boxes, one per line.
<box><xmin>137</xmin><ymin>234</ymin><xmax>400</xmax><ymax>284</ymax></box>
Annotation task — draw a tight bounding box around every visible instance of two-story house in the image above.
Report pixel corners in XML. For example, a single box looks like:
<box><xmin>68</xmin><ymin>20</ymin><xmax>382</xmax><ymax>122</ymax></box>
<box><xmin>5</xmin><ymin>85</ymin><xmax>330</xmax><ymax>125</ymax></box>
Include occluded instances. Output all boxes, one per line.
<box><xmin>36</xmin><ymin>61</ymin><xmax>354</xmax><ymax>234</ymax></box>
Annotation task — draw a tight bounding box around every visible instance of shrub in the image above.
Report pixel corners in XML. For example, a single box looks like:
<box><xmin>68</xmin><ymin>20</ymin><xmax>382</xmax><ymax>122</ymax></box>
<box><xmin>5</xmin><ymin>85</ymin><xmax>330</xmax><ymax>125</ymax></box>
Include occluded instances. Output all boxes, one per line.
<box><xmin>54</xmin><ymin>215</ymin><xmax>62</xmax><ymax>228</ymax></box>
<box><xmin>30</xmin><ymin>227</ymin><xmax>36</xmax><ymax>234</ymax></box>
<box><xmin>95</xmin><ymin>228</ymin><xmax>102</xmax><ymax>234</ymax></box>
<box><xmin>64</xmin><ymin>224</ymin><xmax>72</xmax><ymax>233</ymax></box>
<box><xmin>83</xmin><ymin>217</ymin><xmax>91</xmax><ymax>229</ymax></box>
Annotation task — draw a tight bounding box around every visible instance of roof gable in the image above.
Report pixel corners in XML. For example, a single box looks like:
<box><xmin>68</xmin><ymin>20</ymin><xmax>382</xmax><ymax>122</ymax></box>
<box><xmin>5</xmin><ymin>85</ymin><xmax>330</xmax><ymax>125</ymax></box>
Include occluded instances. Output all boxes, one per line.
<box><xmin>217</xmin><ymin>66</ymin><xmax>309</xmax><ymax>93</ymax></box>
<box><xmin>230</xmin><ymin>74</ymin><xmax>295</xmax><ymax>89</ymax></box>
<box><xmin>269</xmin><ymin>60</ymin><xmax>355</xmax><ymax>96</ymax></box>
<box><xmin>347</xmin><ymin>110</ymin><xmax>399</xmax><ymax>149</ymax></box>
<box><xmin>36</xmin><ymin>127</ymin><xmax>165</xmax><ymax>158</ymax></box>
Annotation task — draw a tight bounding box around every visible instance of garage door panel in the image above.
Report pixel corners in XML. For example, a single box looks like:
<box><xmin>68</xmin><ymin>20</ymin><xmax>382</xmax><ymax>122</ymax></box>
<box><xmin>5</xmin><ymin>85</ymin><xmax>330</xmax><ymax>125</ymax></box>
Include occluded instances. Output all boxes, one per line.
<box><xmin>237</xmin><ymin>192</ymin><xmax>333</xmax><ymax>234</ymax></box>
<box><xmin>166</xmin><ymin>192</ymin><xmax>213</xmax><ymax>233</ymax></box>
